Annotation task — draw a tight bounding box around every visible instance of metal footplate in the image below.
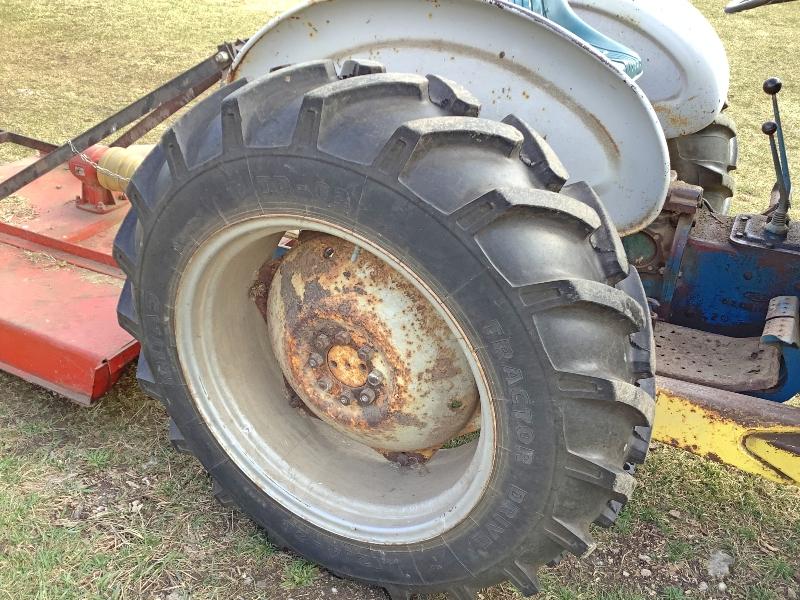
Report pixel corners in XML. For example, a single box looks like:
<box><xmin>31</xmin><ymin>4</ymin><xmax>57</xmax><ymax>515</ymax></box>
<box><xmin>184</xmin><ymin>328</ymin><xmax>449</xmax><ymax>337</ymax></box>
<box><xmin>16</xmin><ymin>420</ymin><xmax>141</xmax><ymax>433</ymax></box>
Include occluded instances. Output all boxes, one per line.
<box><xmin>653</xmin><ymin>301</ymin><xmax>800</xmax><ymax>485</ymax></box>
<box><xmin>654</xmin><ymin>321</ymin><xmax>780</xmax><ymax>392</ymax></box>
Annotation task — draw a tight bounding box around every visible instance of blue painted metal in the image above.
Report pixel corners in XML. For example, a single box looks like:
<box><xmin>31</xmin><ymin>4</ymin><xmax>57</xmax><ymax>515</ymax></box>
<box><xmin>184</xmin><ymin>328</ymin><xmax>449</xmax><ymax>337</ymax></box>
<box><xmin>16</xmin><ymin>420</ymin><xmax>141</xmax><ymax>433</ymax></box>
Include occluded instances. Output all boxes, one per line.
<box><xmin>506</xmin><ymin>0</ymin><xmax>643</xmax><ymax>79</ymax></box>
<box><xmin>644</xmin><ymin>213</ymin><xmax>800</xmax><ymax>338</ymax></box>
<box><xmin>630</xmin><ymin>210</ymin><xmax>800</xmax><ymax>402</ymax></box>
<box><xmin>755</xmin><ymin>343</ymin><xmax>800</xmax><ymax>402</ymax></box>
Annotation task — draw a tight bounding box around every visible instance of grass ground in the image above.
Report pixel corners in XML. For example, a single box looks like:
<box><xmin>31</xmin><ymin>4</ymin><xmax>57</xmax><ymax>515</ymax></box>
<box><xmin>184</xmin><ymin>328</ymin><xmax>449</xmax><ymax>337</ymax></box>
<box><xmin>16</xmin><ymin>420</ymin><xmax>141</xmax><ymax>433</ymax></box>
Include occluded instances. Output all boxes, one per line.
<box><xmin>0</xmin><ymin>0</ymin><xmax>799</xmax><ymax>599</ymax></box>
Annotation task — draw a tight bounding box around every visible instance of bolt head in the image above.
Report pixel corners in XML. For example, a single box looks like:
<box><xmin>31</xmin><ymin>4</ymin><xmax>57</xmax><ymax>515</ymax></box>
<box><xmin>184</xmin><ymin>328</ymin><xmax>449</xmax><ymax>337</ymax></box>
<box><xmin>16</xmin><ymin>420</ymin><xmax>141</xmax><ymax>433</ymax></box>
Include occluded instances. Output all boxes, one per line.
<box><xmin>334</xmin><ymin>330</ymin><xmax>350</xmax><ymax>345</ymax></box>
<box><xmin>357</xmin><ymin>346</ymin><xmax>374</xmax><ymax>361</ymax></box>
<box><xmin>308</xmin><ymin>353</ymin><xmax>323</xmax><ymax>368</ymax></box>
<box><xmin>323</xmin><ymin>247</ymin><xmax>335</xmax><ymax>259</ymax></box>
<box><xmin>367</xmin><ymin>369</ymin><xmax>384</xmax><ymax>387</ymax></box>
<box><xmin>338</xmin><ymin>392</ymin><xmax>353</xmax><ymax>406</ymax></box>
<box><xmin>358</xmin><ymin>388</ymin><xmax>376</xmax><ymax>405</ymax></box>
<box><xmin>317</xmin><ymin>377</ymin><xmax>332</xmax><ymax>393</ymax></box>
<box><xmin>315</xmin><ymin>333</ymin><xmax>331</xmax><ymax>350</ymax></box>
<box><xmin>214</xmin><ymin>51</ymin><xmax>230</xmax><ymax>65</ymax></box>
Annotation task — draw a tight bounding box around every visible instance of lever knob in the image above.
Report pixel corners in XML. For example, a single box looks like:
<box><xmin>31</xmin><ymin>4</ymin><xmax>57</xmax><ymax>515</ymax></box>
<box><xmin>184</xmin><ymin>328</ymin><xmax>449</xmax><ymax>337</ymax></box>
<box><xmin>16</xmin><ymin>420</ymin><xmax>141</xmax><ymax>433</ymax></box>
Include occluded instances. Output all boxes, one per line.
<box><xmin>763</xmin><ymin>77</ymin><xmax>783</xmax><ymax>95</ymax></box>
<box><xmin>762</xmin><ymin>120</ymin><xmax>778</xmax><ymax>136</ymax></box>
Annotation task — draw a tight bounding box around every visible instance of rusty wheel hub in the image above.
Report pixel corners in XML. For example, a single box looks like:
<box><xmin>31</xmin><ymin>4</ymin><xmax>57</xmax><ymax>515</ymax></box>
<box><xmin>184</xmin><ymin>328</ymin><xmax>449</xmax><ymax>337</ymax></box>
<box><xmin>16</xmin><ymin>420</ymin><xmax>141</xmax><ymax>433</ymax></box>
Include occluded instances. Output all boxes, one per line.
<box><xmin>267</xmin><ymin>234</ymin><xmax>479</xmax><ymax>452</ymax></box>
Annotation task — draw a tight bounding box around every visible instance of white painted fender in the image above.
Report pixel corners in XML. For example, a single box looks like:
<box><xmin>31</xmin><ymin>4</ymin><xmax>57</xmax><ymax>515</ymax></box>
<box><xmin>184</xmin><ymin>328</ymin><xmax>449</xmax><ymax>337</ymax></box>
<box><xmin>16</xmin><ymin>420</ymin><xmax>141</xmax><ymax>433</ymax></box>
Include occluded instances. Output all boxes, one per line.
<box><xmin>572</xmin><ymin>0</ymin><xmax>730</xmax><ymax>138</ymax></box>
<box><xmin>228</xmin><ymin>0</ymin><xmax>669</xmax><ymax>234</ymax></box>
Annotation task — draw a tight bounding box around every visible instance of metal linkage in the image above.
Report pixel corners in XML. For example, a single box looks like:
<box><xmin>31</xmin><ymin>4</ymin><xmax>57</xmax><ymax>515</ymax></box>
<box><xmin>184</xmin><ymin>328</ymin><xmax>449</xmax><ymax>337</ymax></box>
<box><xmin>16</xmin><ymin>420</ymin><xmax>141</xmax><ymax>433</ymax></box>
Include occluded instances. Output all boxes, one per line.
<box><xmin>0</xmin><ymin>43</ymin><xmax>240</xmax><ymax>201</ymax></box>
<box><xmin>0</xmin><ymin>130</ymin><xmax>58</xmax><ymax>155</ymax></box>
<box><xmin>761</xmin><ymin>77</ymin><xmax>792</xmax><ymax>238</ymax></box>
<box><xmin>655</xmin><ymin>376</ymin><xmax>800</xmax><ymax>485</ymax></box>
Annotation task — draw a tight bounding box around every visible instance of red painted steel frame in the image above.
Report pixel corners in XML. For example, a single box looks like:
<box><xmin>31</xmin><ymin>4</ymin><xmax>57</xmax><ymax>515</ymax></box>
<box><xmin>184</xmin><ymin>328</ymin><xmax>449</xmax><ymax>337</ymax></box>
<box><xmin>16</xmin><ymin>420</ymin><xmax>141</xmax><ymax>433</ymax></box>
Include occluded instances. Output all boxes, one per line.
<box><xmin>0</xmin><ymin>157</ymin><xmax>138</xmax><ymax>404</ymax></box>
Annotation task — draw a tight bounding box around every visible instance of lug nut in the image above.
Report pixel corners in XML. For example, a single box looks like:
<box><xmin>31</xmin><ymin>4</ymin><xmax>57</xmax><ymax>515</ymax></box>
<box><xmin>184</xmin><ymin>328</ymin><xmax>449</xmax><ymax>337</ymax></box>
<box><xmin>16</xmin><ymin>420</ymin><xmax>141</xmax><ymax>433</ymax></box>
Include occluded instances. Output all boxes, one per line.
<box><xmin>357</xmin><ymin>346</ymin><xmax>374</xmax><ymax>361</ymax></box>
<box><xmin>367</xmin><ymin>369</ymin><xmax>384</xmax><ymax>387</ymax></box>
<box><xmin>358</xmin><ymin>387</ymin><xmax>376</xmax><ymax>405</ymax></box>
<box><xmin>315</xmin><ymin>333</ymin><xmax>331</xmax><ymax>350</ymax></box>
<box><xmin>338</xmin><ymin>391</ymin><xmax>354</xmax><ymax>406</ymax></box>
<box><xmin>334</xmin><ymin>330</ymin><xmax>350</xmax><ymax>345</ymax></box>
<box><xmin>317</xmin><ymin>377</ymin><xmax>332</xmax><ymax>393</ymax></box>
<box><xmin>308</xmin><ymin>352</ymin><xmax>323</xmax><ymax>368</ymax></box>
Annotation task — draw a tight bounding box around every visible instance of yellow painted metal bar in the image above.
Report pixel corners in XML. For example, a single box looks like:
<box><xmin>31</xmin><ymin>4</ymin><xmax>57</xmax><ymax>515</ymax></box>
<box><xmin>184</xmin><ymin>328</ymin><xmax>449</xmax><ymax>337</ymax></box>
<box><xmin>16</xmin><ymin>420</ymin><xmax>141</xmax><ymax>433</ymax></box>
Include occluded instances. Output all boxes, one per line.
<box><xmin>654</xmin><ymin>377</ymin><xmax>800</xmax><ymax>485</ymax></box>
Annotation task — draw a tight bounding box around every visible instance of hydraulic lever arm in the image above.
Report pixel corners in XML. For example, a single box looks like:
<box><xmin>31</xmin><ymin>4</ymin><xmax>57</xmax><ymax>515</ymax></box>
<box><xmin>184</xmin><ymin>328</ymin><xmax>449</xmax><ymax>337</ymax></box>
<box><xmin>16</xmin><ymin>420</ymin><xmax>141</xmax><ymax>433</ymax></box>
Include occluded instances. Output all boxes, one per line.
<box><xmin>725</xmin><ymin>0</ymin><xmax>796</xmax><ymax>13</ymax></box>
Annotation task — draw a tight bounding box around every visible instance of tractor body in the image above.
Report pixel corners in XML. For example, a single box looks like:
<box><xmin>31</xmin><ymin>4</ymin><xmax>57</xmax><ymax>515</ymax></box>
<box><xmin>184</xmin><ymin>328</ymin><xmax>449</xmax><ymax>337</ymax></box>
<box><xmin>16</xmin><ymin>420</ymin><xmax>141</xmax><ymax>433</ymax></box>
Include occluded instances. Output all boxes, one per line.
<box><xmin>0</xmin><ymin>0</ymin><xmax>798</xmax><ymax>596</ymax></box>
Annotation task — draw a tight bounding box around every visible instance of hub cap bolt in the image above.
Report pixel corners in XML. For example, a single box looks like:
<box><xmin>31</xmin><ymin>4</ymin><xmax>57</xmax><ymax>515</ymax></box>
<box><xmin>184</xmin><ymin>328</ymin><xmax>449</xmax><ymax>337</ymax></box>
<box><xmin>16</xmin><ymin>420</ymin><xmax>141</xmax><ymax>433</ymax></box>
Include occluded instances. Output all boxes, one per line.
<box><xmin>334</xmin><ymin>330</ymin><xmax>350</xmax><ymax>345</ymax></box>
<box><xmin>357</xmin><ymin>346</ymin><xmax>374</xmax><ymax>361</ymax></box>
<box><xmin>308</xmin><ymin>352</ymin><xmax>323</xmax><ymax>368</ymax></box>
<box><xmin>367</xmin><ymin>369</ymin><xmax>384</xmax><ymax>387</ymax></box>
<box><xmin>358</xmin><ymin>387</ymin><xmax>376</xmax><ymax>405</ymax></box>
<box><xmin>317</xmin><ymin>377</ymin><xmax>332</xmax><ymax>393</ymax></box>
<box><xmin>338</xmin><ymin>392</ymin><xmax>354</xmax><ymax>406</ymax></box>
<box><xmin>315</xmin><ymin>333</ymin><xmax>331</xmax><ymax>350</ymax></box>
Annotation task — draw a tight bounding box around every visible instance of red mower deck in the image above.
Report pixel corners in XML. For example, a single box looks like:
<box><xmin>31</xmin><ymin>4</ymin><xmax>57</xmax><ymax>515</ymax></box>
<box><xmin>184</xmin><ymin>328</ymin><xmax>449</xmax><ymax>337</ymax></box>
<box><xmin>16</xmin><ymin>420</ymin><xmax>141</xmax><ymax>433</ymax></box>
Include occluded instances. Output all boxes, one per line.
<box><xmin>0</xmin><ymin>157</ymin><xmax>138</xmax><ymax>404</ymax></box>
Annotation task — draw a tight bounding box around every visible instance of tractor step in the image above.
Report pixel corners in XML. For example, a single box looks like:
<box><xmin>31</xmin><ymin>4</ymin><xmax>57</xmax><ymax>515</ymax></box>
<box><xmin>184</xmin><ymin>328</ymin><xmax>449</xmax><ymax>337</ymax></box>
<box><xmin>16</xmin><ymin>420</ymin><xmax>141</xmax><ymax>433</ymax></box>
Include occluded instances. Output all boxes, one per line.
<box><xmin>0</xmin><ymin>157</ymin><xmax>138</xmax><ymax>404</ymax></box>
<box><xmin>654</xmin><ymin>321</ymin><xmax>780</xmax><ymax>392</ymax></box>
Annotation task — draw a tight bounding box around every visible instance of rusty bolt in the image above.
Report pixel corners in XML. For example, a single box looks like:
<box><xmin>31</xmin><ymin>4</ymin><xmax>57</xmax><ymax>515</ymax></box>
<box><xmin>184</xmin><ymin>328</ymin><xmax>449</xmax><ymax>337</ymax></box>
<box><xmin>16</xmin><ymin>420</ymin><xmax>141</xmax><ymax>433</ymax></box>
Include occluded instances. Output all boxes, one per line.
<box><xmin>308</xmin><ymin>353</ymin><xmax>323</xmax><ymax>368</ymax></box>
<box><xmin>338</xmin><ymin>391</ymin><xmax>354</xmax><ymax>406</ymax></box>
<box><xmin>323</xmin><ymin>247</ymin><xmax>335</xmax><ymax>259</ymax></box>
<box><xmin>357</xmin><ymin>346</ymin><xmax>374</xmax><ymax>361</ymax></box>
<box><xmin>317</xmin><ymin>377</ymin><xmax>333</xmax><ymax>393</ymax></box>
<box><xmin>214</xmin><ymin>51</ymin><xmax>230</xmax><ymax>65</ymax></box>
<box><xmin>367</xmin><ymin>369</ymin><xmax>384</xmax><ymax>387</ymax></box>
<box><xmin>334</xmin><ymin>330</ymin><xmax>351</xmax><ymax>345</ymax></box>
<box><xmin>315</xmin><ymin>333</ymin><xmax>331</xmax><ymax>350</ymax></box>
<box><xmin>358</xmin><ymin>387</ymin><xmax>376</xmax><ymax>405</ymax></box>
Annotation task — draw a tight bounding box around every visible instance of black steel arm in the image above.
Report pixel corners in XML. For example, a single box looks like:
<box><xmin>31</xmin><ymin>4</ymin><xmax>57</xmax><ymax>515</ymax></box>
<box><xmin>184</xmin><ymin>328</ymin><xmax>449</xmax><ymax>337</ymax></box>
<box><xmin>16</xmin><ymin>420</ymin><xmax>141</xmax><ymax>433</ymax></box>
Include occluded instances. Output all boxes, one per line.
<box><xmin>0</xmin><ymin>43</ymin><xmax>238</xmax><ymax>200</ymax></box>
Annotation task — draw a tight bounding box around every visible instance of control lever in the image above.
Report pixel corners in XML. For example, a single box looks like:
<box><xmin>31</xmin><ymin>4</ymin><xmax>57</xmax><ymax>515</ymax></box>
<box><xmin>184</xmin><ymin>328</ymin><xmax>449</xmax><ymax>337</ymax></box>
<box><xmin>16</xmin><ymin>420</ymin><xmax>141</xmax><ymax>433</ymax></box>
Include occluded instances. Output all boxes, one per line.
<box><xmin>762</xmin><ymin>77</ymin><xmax>792</xmax><ymax>238</ymax></box>
<box><xmin>725</xmin><ymin>0</ymin><xmax>795</xmax><ymax>14</ymax></box>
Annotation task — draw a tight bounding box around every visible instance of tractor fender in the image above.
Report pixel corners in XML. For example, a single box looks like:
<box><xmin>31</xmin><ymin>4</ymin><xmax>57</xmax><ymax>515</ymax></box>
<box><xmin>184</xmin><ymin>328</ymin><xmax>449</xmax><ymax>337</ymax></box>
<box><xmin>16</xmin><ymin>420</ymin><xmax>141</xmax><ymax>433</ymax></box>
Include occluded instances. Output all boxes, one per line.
<box><xmin>572</xmin><ymin>0</ymin><xmax>730</xmax><ymax>138</ymax></box>
<box><xmin>228</xmin><ymin>0</ymin><xmax>669</xmax><ymax>235</ymax></box>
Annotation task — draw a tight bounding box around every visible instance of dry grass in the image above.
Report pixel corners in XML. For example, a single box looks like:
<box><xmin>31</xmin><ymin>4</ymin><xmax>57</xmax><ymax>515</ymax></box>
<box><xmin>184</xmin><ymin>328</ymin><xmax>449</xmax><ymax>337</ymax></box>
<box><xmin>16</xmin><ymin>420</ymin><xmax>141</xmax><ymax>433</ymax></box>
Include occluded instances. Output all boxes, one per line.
<box><xmin>0</xmin><ymin>1</ymin><xmax>799</xmax><ymax>599</ymax></box>
<box><xmin>0</xmin><ymin>194</ymin><xmax>37</xmax><ymax>224</ymax></box>
<box><xmin>695</xmin><ymin>0</ymin><xmax>800</xmax><ymax>218</ymax></box>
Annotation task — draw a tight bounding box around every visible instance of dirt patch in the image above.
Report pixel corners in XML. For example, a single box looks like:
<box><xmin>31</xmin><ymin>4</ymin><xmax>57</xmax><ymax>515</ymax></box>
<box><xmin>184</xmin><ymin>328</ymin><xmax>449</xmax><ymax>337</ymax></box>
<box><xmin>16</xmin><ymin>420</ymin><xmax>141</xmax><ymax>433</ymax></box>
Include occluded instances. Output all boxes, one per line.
<box><xmin>79</xmin><ymin>270</ymin><xmax>124</xmax><ymax>288</ymax></box>
<box><xmin>0</xmin><ymin>194</ymin><xmax>37</xmax><ymax>225</ymax></box>
<box><xmin>22</xmin><ymin>249</ymin><xmax>68</xmax><ymax>269</ymax></box>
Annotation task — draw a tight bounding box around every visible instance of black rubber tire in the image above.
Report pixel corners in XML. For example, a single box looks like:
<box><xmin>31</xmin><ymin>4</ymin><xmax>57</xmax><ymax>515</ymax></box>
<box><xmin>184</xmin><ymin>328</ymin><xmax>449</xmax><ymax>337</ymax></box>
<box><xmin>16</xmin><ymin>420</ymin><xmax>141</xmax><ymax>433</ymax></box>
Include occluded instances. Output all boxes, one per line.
<box><xmin>114</xmin><ymin>60</ymin><xmax>655</xmax><ymax>599</ymax></box>
<box><xmin>667</xmin><ymin>110</ymin><xmax>738</xmax><ymax>214</ymax></box>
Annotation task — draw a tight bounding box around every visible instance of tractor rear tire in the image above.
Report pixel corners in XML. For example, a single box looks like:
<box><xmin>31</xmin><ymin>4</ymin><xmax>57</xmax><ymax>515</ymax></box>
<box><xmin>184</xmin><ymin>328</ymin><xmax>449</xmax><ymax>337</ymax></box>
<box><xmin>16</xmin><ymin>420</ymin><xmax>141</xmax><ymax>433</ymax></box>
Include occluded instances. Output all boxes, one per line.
<box><xmin>114</xmin><ymin>60</ymin><xmax>655</xmax><ymax>598</ymax></box>
<box><xmin>667</xmin><ymin>111</ymin><xmax>738</xmax><ymax>214</ymax></box>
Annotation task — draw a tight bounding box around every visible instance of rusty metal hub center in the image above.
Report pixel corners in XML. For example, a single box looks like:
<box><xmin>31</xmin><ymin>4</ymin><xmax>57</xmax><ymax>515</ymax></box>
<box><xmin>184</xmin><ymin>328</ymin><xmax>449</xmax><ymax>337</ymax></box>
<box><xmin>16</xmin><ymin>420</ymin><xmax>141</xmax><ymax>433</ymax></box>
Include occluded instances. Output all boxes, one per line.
<box><xmin>266</xmin><ymin>233</ymin><xmax>480</xmax><ymax>453</ymax></box>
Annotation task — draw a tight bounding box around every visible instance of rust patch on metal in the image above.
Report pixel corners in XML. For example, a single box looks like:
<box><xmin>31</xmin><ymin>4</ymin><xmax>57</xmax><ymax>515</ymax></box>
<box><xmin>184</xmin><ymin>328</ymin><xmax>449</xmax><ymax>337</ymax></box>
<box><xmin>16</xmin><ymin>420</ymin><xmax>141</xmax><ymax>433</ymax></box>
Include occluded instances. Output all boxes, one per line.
<box><xmin>264</xmin><ymin>233</ymin><xmax>478</xmax><ymax>453</ymax></box>
<box><xmin>327</xmin><ymin>344</ymin><xmax>368</xmax><ymax>387</ymax></box>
